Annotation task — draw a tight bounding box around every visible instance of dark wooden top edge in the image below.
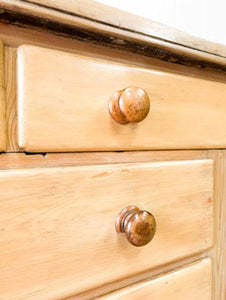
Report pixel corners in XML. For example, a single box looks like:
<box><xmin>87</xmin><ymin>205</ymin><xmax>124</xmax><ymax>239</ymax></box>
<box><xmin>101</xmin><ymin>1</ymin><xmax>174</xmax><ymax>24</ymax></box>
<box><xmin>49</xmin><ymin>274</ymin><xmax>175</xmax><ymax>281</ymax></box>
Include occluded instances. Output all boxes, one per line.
<box><xmin>23</xmin><ymin>0</ymin><xmax>226</xmax><ymax>58</ymax></box>
<box><xmin>0</xmin><ymin>0</ymin><xmax>226</xmax><ymax>73</ymax></box>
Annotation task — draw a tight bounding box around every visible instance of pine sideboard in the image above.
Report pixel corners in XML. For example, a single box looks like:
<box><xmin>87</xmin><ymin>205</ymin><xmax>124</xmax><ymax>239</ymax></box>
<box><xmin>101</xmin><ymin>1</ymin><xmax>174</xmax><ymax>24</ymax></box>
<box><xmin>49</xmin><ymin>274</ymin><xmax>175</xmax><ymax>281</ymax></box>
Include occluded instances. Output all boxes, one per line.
<box><xmin>0</xmin><ymin>1</ymin><xmax>225</xmax><ymax>299</ymax></box>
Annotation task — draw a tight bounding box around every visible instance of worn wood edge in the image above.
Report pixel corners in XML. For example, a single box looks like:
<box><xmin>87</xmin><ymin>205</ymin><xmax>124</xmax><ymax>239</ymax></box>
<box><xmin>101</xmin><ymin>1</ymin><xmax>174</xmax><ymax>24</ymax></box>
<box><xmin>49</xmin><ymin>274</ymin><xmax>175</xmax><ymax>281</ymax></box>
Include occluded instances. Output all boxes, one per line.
<box><xmin>0</xmin><ymin>1</ymin><xmax>226</xmax><ymax>72</ymax></box>
<box><xmin>0</xmin><ymin>151</ymin><xmax>208</xmax><ymax>169</ymax></box>
<box><xmin>3</xmin><ymin>27</ymin><xmax>226</xmax><ymax>84</ymax></box>
<box><xmin>0</xmin><ymin>40</ymin><xmax>6</xmax><ymax>151</ymax></box>
<box><xmin>5</xmin><ymin>0</ymin><xmax>226</xmax><ymax>58</ymax></box>
<box><xmin>67</xmin><ymin>255</ymin><xmax>210</xmax><ymax>300</ymax></box>
<box><xmin>95</xmin><ymin>258</ymin><xmax>212</xmax><ymax>300</ymax></box>
<box><xmin>207</xmin><ymin>150</ymin><xmax>226</xmax><ymax>300</ymax></box>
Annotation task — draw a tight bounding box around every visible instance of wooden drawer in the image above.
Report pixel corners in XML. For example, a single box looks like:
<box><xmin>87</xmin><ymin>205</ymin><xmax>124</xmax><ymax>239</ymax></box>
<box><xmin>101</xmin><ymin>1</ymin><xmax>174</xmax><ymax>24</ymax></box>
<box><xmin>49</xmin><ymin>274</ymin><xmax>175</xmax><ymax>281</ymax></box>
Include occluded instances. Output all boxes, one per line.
<box><xmin>98</xmin><ymin>259</ymin><xmax>212</xmax><ymax>300</ymax></box>
<box><xmin>17</xmin><ymin>45</ymin><xmax>226</xmax><ymax>152</ymax></box>
<box><xmin>0</xmin><ymin>159</ymin><xmax>213</xmax><ymax>299</ymax></box>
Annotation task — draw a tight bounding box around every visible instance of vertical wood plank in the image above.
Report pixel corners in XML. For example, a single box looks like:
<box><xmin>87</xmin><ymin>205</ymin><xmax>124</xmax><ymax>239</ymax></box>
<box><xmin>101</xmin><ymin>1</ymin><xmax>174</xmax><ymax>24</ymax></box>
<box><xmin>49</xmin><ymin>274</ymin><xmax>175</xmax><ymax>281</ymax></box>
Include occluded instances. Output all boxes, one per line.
<box><xmin>0</xmin><ymin>40</ymin><xmax>6</xmax><ymax>151</ymax></box>
<box><xmin>5</xmin><ymin>46</ymin><xmax>19</xmax><ymax>152</ymax></box>
<box><xmin>223</xmin><ymin>151</ymin><xmax>226</xmax><ymax>299</ymax></box>
<box><xmin>208</xmin><ymin>150</ymin><xmax>226</xmax><ymax>300</ymax></box>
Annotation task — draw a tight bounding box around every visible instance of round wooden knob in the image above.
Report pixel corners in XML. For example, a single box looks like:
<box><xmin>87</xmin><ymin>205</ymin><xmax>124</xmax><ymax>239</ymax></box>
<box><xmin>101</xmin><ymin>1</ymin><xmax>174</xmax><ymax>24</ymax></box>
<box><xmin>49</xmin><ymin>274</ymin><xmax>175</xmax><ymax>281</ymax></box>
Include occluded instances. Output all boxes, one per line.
<box><xmin>115</xmin><ymin>206</ymin><xmax>156</xmax><ymax>247</ymax></box>
<box><xmin>109</xmin><ymin>87</ymin><xmax>150</xmax><ymax>124</ymax></box>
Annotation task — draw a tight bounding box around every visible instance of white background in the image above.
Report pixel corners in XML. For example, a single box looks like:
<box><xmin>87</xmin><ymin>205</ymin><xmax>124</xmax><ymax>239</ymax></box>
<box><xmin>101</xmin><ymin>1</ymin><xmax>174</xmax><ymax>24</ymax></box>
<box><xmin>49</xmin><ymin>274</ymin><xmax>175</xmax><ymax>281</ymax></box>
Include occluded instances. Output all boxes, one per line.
<box><xmin>96</xmin><ymin>0</ymin><xmax>226</xmax><ymax>45</ymax></box>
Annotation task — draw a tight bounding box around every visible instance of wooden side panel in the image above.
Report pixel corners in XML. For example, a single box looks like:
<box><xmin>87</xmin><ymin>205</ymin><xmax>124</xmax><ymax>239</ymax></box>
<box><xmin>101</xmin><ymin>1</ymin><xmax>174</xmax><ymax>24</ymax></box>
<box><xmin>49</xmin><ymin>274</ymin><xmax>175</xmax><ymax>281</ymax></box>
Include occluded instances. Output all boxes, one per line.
<box><xmin>0</xmin><ymin>40</ymin><xmax>6</xmax><ymax>151</ymax></box>
<box><xmin>223</xmin><ymin>152</ymin><xmax>226</xmax><ymax>300</ymax></box>
<box><xmin>0</xmin><ymin>160</ymin><xmax>213</xmax><ymax>299</ymax></box>
<box><xmin>207</xmin><ymin>150</ymin><xmax>226</xmax><ymax>300</ymax></box>
<box><xmin>98</xmin><ymin>259</ymin><xmax>212</xmax><ymax>300</ymax></box>
<box><xmin>221</xmin><ymin>151</ymin><xmax>226</xmax><ymax>300</ymax></box>
<box><xmin>17</xmin><ymin>45</ymin><xmax>226</xmax><ymax>152</ymax></box>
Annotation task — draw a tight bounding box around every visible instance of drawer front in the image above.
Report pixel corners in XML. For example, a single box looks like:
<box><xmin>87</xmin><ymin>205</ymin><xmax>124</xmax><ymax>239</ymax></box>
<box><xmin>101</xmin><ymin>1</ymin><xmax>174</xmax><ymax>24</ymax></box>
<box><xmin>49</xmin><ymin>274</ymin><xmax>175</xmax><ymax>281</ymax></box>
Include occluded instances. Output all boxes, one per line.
<box><xmin>0</xmin><ymin>160</ymin><xmax>213</xmax><ymax>299</ymax></box>
<box><xmin>98</xmin><ymin>259</ymin><xmax>212</xmax><ymax>300</ymax></box>
<box><xmin>17</xmin><ymin>45</ymin><xmax>226</xmax><ymax>152</ymax></box>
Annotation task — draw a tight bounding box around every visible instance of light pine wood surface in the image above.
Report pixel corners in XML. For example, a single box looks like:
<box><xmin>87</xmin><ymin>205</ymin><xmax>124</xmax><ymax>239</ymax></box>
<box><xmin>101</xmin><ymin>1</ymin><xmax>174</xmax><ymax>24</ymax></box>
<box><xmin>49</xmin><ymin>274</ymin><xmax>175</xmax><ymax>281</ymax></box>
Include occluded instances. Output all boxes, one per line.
<box><xmin>207</xmin><ymin>150</ymin><xmax>226</xmax><ymax>300</ymax></box>
<box><xmin>4</xmin><ymin>38</ymin><xmax>226</xmax><ymax>152</ymax></box>
<box><xmin>17</xmin><ymin>45</ymin><xmax>226</xmax><ymax>152</ymax></box>
<box><xmin>0</xmin><ymin>2</ymin><xmax>224</xmax><ymax>299</ymax></box>
<box><xmin>97</xmin><ymin>258</ymin><xmax>212</xmax><ymax>300</ymax></box>
<box><xmin>0</xmin><ymin>150</ymin><xmax>208</xmax><ymax>169</ymax></box>
<box><xmin>5</xmin><ymin>46</ymin><xmax>19</xmax><ymax>152</ymax></box>
<box><xmin>0</xmin><ymin>160</ymin><xmax>213</xmax><ymax>299</ymax></box>
<box><xmin>0</xmin><ymin>40</ymin><xmax>6</xmax><ymax>151</ymax></box>
<box><xmin>223</xmin><ymin>152</ymin><xmax>226</xmax><ymax>299</ymax></box>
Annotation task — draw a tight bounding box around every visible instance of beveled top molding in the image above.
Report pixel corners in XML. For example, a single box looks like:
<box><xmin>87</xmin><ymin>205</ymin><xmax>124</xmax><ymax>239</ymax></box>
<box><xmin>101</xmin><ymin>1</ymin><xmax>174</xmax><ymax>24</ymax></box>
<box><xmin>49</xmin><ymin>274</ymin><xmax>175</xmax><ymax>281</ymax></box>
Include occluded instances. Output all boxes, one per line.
<box><xmin>0</xmin><ymin>0</ymin><xmax>226</xmax><ymax>72</ymax></box>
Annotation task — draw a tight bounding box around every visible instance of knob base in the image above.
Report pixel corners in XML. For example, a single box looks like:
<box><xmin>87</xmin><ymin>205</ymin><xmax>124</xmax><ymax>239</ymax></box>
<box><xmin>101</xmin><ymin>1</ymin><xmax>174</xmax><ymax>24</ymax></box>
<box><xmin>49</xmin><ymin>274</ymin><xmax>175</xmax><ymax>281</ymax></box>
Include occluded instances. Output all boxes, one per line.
<box><xmin>115</xmin><ymin>206</ymin><xmax>139</xmax><ymax>233</ymax></box>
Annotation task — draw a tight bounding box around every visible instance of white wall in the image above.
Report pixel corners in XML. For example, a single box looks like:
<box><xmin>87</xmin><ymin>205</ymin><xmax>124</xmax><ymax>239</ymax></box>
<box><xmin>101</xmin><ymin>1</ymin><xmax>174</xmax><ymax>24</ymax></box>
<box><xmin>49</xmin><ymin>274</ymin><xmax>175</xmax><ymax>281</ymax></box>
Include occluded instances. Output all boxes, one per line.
<box><xmin>96</xmin><ymin>0</ymin><xmax>226</xmax><ymax>45</ymax></box>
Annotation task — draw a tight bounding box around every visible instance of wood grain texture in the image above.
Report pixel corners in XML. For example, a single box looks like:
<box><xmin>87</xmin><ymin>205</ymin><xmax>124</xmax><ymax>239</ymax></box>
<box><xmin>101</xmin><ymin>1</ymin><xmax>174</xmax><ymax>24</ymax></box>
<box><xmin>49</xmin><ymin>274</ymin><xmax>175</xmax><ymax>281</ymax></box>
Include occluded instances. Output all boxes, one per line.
<box><xmin>2</xmin><ymin>0</ymin><xmax>226</xmax><ymax>59</ymax></box>
<box><xmin>115</xmin><ymin>206</ymin><xmax>156</xmax><ymax>247</ymax></box>
<box><xmin>97</xmin><ymin>259</ymin><xmax>212</xmax><ymax>300</ymax></box>
<box><xmin>17</xmin><ymin>45</ymin><xmax>226</xmax><ymax>152</ymax></box>
<box><xmin>69</xmin><ymin>256</ymin><xmax>210</xmax><ymax>300</ymax></box>
<box><xmin>0</xmin><ymin>150</ymin><xmax>208</xmax><ymax>169</ymax></box>
<box><xmin>109</xmin><ymin>87</ymin><xmax>150</xmax><ymax>124</ymax></box>
<box><xmin>223</xmin><ymin>151</ymin><xmax>226</xmax><ymax>300</ymax></box>
<box><xmin>0</xmin><ymin>40</ymin><xmax>6</xmax><ymax>151</ymax></box>
<box><xmin>1</xmin><ymin>24</ymin><xmax>226</xmax><ymax>85</ymax></box>
<box><xmin>0</xmin><ymin>160</ymin><xmax>213</xmax><ymax>299</ymax></box>
<box><xmin>2</xmin><ymin>26</ymin><xmax>226</xmax><ymax>148</ymax></box>
<box><xmin>5</xmin><ymin>46</ymin><xmax>19</xmax><ymax>152</ymax></box>
<box><xmin>0</xmin><ymin>1</ymin><xmax>226</xmax><ymax>72</ymax></box>
<box><xmin>207</xmin><ymin>150</ymin><xmax>226</xmax><ymax>300</ymax></box>
<box><xmin>211</xmin><ymin>150</ymin><xmax>224</xmax><ymax>300</ymax></box>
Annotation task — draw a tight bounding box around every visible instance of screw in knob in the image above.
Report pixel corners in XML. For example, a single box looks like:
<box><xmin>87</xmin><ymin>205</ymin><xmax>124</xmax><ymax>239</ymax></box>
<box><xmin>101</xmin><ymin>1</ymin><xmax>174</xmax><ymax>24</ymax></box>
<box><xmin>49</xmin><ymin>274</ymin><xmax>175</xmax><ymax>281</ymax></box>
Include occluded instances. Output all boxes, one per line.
<box><xmin>109</xmin><ymin>87</ymin><xmax>150</xmax><ymax>124</ymax></box>
<box><xmin>115</xmin><ymin>205</ymin><xmax>156</xmax><ymax>247</ymax></box>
